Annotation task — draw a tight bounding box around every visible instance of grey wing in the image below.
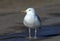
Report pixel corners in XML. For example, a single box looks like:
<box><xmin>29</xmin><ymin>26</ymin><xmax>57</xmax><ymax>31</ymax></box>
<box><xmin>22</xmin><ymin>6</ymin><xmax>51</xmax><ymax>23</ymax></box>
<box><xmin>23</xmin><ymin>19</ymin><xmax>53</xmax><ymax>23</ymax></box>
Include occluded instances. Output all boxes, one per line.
<box><xmin>35</xmin><ymin>13</ymin><xmax>42</xmax><ymax>29</ymax></box>
<box><xmin>35</xmin><ymin>14</ymin><xmax>41</xmax><ymax>22</ymax></box>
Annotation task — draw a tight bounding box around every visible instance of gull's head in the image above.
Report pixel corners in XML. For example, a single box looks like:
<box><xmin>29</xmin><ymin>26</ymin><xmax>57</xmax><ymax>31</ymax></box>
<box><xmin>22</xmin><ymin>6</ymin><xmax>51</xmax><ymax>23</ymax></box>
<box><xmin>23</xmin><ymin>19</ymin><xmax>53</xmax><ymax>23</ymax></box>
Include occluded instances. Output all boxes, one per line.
<box><xmin>26</xmin><ymin>8</ymin><xmax>35</xmax><ymax>13</ymax></box>
<box><xmin>21</xmin><ymin>8</ymin><xmax>35</xmax><ymax>15</ymax></box>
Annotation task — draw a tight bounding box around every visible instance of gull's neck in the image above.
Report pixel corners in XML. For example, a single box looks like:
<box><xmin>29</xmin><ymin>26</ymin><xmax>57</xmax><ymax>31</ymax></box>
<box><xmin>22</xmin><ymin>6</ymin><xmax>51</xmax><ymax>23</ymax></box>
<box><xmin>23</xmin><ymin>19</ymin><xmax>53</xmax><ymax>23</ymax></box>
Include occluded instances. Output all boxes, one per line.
<box><xmin>26</xmin><ymin>11</ymin><xmax>35</xmax><ymax>16</ymax></box>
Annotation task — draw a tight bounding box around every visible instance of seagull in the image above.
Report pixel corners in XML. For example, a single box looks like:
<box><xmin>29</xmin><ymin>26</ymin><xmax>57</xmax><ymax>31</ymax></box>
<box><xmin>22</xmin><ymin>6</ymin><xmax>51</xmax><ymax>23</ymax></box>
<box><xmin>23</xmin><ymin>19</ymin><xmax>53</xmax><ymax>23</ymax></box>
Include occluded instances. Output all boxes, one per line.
<box><xmin>21</xmin><ymin>8</ymin><xmax>41</xmax><ymax>39</ymax></box>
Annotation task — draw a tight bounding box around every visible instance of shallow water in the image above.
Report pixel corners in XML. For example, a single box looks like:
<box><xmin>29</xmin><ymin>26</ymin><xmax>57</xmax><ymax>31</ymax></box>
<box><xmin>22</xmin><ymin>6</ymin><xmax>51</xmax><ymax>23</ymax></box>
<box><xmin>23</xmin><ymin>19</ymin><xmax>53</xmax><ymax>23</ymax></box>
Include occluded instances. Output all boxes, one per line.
<box><xmin>0</xmin><ymin>25</ymin><xmax>60</xmax><ymax>41</ymax></box>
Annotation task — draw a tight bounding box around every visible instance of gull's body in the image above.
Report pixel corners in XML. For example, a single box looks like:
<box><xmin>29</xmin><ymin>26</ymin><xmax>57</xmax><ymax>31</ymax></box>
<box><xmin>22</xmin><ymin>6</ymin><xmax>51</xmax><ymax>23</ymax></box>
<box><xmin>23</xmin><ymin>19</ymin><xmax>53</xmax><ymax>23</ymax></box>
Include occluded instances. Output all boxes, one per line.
<box><xmin>23</xmin><ymin>8</ymin><xmax>41</xmax><ymax>39</ymax></box>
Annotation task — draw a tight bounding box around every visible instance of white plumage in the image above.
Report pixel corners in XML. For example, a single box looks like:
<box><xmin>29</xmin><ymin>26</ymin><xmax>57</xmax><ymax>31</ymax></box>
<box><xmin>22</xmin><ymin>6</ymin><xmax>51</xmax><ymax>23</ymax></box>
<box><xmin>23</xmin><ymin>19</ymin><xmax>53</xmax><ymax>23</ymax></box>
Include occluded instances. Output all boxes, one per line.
<box><xmin>23</xmin><ymin>8</ymin><xmax>41</xmax><ymax>39</ymax></box>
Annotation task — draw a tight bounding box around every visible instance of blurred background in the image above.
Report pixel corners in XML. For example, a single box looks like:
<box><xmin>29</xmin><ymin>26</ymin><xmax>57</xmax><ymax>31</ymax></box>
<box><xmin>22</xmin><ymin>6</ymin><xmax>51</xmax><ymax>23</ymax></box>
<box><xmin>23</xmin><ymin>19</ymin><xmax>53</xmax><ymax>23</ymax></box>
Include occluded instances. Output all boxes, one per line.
<box><xmin>0</xmin><ymin>0</ymin><xmax>60</xmax><ymax>41</ymax></box>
